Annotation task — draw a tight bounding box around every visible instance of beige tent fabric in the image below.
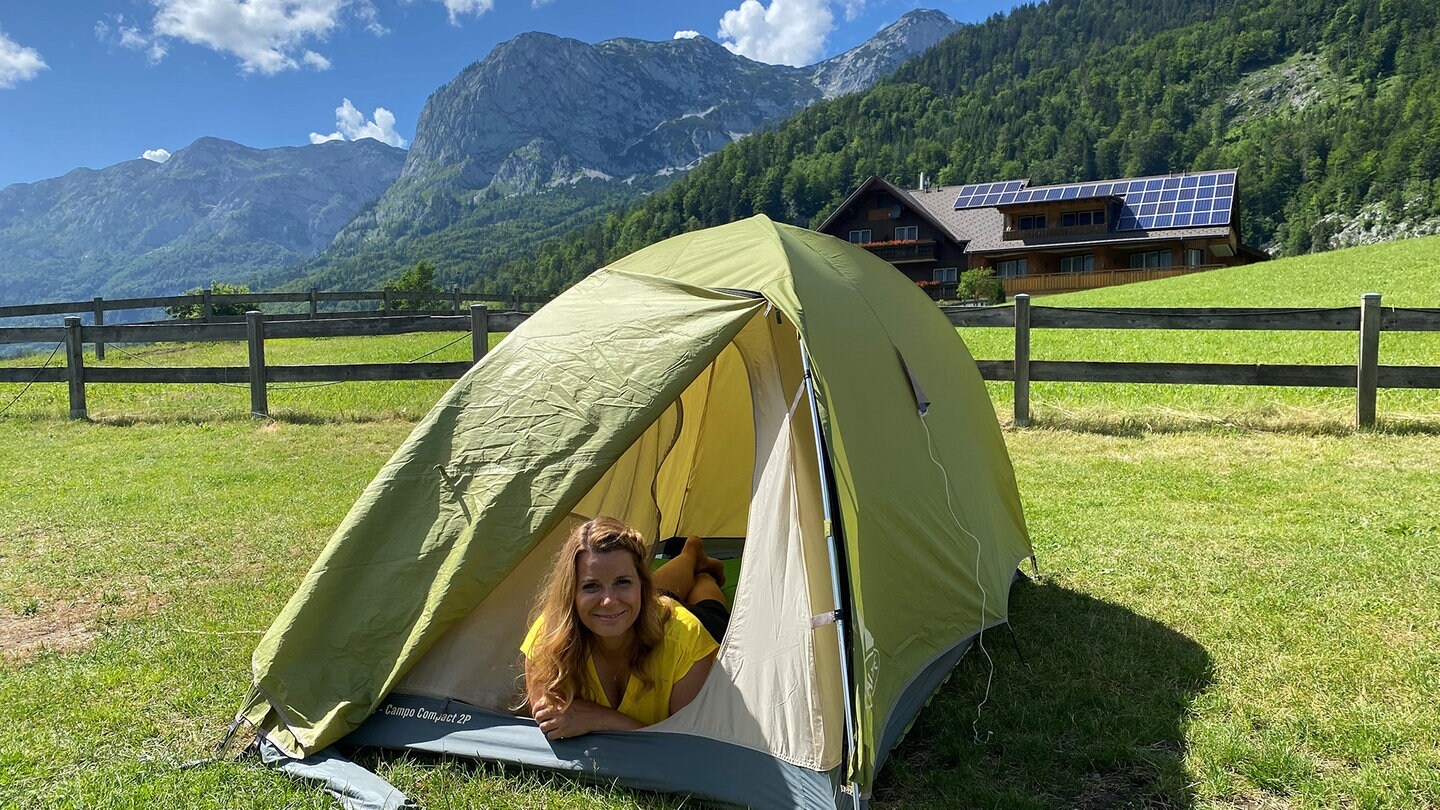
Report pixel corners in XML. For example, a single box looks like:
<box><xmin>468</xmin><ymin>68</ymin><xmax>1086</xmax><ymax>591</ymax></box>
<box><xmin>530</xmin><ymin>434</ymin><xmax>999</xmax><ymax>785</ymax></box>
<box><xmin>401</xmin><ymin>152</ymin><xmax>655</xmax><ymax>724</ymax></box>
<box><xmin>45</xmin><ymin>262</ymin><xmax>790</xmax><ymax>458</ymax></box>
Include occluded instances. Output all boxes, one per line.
<box><xmin>395</xmin><ymin>513</ymin><xmax>585</xmax><ymax>709</ymax></box>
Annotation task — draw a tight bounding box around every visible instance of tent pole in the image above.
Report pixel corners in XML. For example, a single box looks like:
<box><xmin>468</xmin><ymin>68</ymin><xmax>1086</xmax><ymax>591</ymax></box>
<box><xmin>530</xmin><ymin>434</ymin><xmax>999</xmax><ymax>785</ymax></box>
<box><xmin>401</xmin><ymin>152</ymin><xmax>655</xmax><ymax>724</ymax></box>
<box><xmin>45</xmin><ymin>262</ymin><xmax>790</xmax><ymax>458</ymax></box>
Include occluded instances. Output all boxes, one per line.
<box><xmin>799</xmin><ymin>340</ymin><xmax>863</xmax><ymax>805</ymax></box>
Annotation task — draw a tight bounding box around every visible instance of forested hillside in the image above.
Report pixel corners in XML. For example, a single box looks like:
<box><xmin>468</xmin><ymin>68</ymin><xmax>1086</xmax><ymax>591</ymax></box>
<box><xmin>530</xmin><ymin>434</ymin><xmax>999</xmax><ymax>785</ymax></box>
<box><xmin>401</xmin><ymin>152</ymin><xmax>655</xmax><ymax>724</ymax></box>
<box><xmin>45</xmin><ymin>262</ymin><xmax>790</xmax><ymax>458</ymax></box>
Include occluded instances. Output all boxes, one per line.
<box><xmin>480</xmin><ymin>0</ymin><xmax>1440</xmax><ymax>296</ymax></box>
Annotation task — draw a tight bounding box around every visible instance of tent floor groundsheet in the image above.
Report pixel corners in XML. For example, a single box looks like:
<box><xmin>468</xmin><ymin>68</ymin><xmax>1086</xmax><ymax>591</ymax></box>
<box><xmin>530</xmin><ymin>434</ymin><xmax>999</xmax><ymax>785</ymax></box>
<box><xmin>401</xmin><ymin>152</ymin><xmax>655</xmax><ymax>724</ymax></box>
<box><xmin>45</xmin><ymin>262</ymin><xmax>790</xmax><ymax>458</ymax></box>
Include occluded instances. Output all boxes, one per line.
<box><xmin>268</xmin><ymin>693</ymin><xmax>850</xmax><ymax>809</ymax></box>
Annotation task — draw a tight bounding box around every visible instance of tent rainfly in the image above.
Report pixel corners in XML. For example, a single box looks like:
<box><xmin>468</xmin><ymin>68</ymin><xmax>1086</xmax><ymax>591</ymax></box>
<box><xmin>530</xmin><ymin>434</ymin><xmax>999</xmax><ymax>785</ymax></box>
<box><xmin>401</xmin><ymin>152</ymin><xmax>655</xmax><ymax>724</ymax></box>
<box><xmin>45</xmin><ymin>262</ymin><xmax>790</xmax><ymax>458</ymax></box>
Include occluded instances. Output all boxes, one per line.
<box><xmin>236</xmin><ymin>215</ymin><xmax>1034</xmax><ymax>809</ymax></box>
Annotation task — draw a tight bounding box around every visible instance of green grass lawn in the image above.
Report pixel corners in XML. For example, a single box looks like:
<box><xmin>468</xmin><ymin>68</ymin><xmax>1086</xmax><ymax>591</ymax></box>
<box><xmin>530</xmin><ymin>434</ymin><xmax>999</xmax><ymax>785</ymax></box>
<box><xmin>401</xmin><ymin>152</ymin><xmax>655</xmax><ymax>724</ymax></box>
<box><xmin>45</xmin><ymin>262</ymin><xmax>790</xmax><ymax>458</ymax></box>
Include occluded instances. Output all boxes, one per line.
<box><xmin>2</xmin><ymin>236</ymin><xmax>1439</xmax><ymax>808</ymax></box>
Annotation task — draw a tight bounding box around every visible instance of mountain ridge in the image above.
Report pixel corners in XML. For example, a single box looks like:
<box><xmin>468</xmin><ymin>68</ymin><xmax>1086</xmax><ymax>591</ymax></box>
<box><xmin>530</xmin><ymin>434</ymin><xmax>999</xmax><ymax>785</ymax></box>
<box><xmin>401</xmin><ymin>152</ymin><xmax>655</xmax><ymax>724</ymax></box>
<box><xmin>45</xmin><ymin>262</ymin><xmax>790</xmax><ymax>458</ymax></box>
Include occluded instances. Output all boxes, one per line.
<box><xmin>0</xmin><ymin>137</ymin><xmax>405</xmax><ymax>305</ymax></box>
<box><xmin>353</xmin><ymin>9</ymin><xmax>960</xmax><ymax>237</ymax></box>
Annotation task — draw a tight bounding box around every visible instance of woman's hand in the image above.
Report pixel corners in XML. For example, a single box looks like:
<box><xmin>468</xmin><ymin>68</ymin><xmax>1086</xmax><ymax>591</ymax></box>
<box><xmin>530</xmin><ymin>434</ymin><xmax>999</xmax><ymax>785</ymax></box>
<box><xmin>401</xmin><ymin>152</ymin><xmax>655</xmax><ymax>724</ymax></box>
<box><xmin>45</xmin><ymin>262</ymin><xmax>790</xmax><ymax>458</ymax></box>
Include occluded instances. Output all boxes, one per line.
<box><xmin>532</xmin><ymin>697</ymin><xmax>645</xmax><ymax>740</ymax></box>
<box><xmin>532</xmin><ymin>697</ymin><xmax>588</xmax><ymax>740</ymax></box>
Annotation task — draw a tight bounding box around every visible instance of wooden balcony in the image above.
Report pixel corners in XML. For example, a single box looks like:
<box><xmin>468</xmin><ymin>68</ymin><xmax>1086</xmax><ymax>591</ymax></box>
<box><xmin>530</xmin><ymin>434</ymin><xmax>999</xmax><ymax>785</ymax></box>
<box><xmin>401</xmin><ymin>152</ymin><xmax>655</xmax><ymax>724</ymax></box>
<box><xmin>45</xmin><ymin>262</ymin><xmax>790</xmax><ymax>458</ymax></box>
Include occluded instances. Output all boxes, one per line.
<box><xmin>862</xmin><ymin>239</ymin><xmax>936</xmax><ymax>263</ymax></box>
<box><xmin>1002</xmin><ymin>222</ymin><xmax>1110</xmax><ymax>241</ymax></box>
<box><xmin>1001</xmin><ymin>264</ymin><xmax>1223</xmax><ymax>296</ymax></box>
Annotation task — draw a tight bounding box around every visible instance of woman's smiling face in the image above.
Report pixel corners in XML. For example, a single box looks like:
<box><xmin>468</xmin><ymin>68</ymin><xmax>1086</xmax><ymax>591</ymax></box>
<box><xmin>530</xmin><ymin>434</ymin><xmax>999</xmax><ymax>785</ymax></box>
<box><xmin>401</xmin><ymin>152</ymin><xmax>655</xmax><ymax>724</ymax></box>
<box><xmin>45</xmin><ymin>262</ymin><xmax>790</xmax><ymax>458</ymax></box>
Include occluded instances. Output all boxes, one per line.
<box><xmin>574</xmin><ymin>549</ymin><xmax>641</xmax><ymax>640</ymax></box>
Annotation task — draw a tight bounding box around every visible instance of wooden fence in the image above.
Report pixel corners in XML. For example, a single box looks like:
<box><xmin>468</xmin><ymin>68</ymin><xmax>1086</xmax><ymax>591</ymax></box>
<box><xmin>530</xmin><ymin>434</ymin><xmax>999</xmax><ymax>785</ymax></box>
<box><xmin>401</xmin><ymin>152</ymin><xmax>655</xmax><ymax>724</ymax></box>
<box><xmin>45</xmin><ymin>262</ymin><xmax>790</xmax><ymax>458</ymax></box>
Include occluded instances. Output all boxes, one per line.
<box><xmin>0</xmin><ymin>307</ymin><xmax>528</xmax><ymax>419</ymax></box>
<box><xmin>946</xmin><ymin>293</ymin><xmax>1440</xmax><ymax>428</ymax></box>
<box><xmin>2</xmin><ymin>292</ymin><xmax>1437</xmax><ymax>427</ymax></box>
<box><xmin>0</xmin><ymin>286</ymin><xmax>548</xmax><ymax>361</ymax></box>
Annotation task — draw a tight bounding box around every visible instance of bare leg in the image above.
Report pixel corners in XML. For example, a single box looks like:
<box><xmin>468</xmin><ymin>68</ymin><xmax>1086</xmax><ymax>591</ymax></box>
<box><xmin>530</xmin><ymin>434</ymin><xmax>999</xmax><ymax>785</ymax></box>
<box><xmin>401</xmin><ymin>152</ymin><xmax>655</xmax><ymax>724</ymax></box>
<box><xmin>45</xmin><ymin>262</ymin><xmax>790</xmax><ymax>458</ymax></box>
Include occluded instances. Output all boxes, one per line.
<box><xmin>685</xmin><ymin>572</ymin><xmax>727</xmax><ymax>608</ymax></box>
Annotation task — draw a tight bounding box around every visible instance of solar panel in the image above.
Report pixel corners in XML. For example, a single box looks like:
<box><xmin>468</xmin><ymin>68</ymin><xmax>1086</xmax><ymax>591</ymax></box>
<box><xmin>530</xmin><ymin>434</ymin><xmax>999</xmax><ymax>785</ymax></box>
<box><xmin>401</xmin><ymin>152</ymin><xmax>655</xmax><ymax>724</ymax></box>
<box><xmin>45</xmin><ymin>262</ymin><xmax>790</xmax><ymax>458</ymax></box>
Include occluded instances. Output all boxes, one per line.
<box><xmin>953</xmin><ymin>180</ymin><xmax>1025</xmax><ymax>209</ymax></box>
<box><xmin>950</xmin><ymin>170</ymin><xmax>1236</xmax><ymax>229</ymax></box>
<box><xmin>1117</xmin><ymin>170</ymin><xmax>1235</xmax><ymax>230</ymax></box>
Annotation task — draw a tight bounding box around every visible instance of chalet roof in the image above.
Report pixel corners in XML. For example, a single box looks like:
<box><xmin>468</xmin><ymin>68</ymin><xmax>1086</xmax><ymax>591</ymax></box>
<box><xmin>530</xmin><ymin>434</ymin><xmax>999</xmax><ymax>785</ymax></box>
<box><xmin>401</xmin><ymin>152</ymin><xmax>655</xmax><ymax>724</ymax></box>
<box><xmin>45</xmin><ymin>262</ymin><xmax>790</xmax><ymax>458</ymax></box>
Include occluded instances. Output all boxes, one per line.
<box><xmin>818</xmin><ymin>175</ymin><xmax>967</xmax><ymax>247</ymax></box>
<box><xmin>906</xmin><ymin>178</ymin><xmax>1236</xmax><ymax>254</ymax></box>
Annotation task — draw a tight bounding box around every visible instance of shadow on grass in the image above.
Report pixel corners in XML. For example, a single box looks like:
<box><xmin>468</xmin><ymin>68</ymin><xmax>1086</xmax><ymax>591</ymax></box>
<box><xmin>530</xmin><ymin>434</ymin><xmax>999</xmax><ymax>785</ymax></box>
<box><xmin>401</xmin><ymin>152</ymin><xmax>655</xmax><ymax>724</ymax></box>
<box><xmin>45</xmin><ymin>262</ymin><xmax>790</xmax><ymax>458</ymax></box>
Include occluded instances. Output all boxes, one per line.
<box><xmin>873</xmin><ymin>577</ymin><xmax>1213</xmax><ymax>809</ymax></box>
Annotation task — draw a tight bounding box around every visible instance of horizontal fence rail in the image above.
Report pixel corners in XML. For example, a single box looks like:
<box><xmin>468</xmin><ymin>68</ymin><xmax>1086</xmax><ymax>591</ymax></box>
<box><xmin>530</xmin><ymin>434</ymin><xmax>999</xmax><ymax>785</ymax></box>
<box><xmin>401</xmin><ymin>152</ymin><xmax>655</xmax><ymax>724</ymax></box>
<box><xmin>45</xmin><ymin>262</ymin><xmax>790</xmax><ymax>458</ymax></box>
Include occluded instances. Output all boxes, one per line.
<box><xmin>0</xmin><ymin>287</ymin><xmax>550</xmax><ymax>322</ymax></box>
<box><xmin>946</xmin><ymin>293</ymin><xmax>1440</xmax><ymax>428</ymax></box>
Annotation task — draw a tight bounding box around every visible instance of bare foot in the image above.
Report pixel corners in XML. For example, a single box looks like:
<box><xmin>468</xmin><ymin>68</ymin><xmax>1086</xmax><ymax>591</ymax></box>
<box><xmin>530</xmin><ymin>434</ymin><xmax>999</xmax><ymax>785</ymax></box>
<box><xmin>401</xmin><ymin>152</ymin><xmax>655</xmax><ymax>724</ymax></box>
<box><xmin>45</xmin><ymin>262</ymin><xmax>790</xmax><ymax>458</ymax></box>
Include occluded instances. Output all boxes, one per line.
<box><xmin>682</xmin><ymin>535</ymin><xmax>707</xmax><ymax>560</ymax></box>
<box><xmin>683</xmin><ymin>535</ymin><xmax>726</xmax><ymax>587</ymax></box>
<box><xmin>696</xmin><ymin>555</ymin><xmax>726</xmax><ymax>588</ymax></box>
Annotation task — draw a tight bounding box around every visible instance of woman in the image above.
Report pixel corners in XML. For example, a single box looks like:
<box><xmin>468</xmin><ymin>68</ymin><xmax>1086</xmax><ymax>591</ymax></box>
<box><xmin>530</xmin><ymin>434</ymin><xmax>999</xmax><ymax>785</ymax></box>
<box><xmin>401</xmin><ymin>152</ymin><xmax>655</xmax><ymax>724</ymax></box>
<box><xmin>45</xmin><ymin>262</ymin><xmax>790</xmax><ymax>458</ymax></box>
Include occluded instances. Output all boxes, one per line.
<box><xmin>521</xmin><ymin>516</ymin><xmax>731</xmax><ymax>740</ymax></box>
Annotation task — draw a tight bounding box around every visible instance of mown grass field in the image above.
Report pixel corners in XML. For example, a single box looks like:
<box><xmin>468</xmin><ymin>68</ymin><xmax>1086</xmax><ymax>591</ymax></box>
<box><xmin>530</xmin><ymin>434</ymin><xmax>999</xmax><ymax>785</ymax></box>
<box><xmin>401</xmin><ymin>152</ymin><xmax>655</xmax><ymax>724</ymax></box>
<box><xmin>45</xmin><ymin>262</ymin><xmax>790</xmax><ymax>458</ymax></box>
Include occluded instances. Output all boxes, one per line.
<box><xmin>2</xmin><ymin>237</ymin><xmax>1439</xmax><ymax>808</ymax></box>
<box><xmin>959</xmin><ymin>236</ymin><xmax>1440</xmax><ymax>431</ymax></box>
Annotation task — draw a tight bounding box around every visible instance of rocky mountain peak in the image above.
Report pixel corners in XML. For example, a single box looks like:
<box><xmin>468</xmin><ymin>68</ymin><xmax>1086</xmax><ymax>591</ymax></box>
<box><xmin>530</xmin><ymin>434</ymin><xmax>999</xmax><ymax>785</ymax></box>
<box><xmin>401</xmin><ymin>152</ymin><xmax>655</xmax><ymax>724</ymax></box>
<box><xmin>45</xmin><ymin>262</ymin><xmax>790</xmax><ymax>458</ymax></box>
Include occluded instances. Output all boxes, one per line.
<box><xmin>809</xmin><ymin>9</ymin><xmax>962</xmax><ymax>99</ymax></box>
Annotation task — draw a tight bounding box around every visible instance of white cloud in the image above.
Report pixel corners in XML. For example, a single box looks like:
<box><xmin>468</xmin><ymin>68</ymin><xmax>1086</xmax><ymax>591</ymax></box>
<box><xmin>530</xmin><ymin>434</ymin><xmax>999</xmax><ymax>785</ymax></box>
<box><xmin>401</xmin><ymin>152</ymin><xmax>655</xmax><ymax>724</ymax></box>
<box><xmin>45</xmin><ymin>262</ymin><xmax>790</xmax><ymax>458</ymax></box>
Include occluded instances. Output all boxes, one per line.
<box><xmin>153</xmin><ymin>0</ymin><xmax>348</xmax><ymax>75</ymax></box>
<box><xmin>674</xmin><ymin>30</ymin><xmax>701</xmax><ymax>39</ymax></box>
<box><xmin>143</xmin><ymin>148</ymin><xmax>173</xmax><ymax>163</ymax></box>
<box><xmin>117</xmin><ymin>24</ymin><xmax>169</xmax><ymax>64</ymax></box>
<box><xmin>717</xmin><ymin>0</ymin><xmax>833</xmax><ymax>66</ymax></box>
<box><xmin>0</xmin><ymin>27</ymin><xmax>48</xmax><ymax>89</ymax></box>
<box><xmin>838</xmin><ymin>0</ymin><xmax>866</xmax><ymax>22</ymax></box>
<box><xmin>302</xmin><ymin>49</ymin><xmax>331</xmax><ymax>69</ymax></box>
<box><xmin>308</xmin><ymin>98</ymin><xmax>406</xmax><ymax>148</ymax></box>
<box><xmin>356</xmin><ymin>2</ymin><xmax>387</xmax><ymax>35</ymax></box>
<box><xmin>530</xmin><ymin>0</ymin><xmax>554</xmax><ymax>8</ymax></box>
<box><xmin>119</xmin><ymin>26</ymin><xmax>149</xmax><ymax>49</ymax></box>
<box><xmin>441</xmin><ymin>0</ymin><xmax>494</xmax><ymax>25</ymax></box>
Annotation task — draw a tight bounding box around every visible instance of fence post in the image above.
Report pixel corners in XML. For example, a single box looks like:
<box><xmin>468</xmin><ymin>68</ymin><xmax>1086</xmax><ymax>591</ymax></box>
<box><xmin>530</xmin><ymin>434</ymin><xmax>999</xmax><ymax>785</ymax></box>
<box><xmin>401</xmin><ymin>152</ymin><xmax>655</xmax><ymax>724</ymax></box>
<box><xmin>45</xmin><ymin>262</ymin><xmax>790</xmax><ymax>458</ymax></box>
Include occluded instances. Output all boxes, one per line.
<box><xmin>92</xmin><ymin>296</ymin><xmax>105</xmax><ymax>361</ymax></box>
<box><xmin>309</xmin><ymin>288</ymin><xmax>319</xmax><ymax>319</ymax></box>
<box><xmin>382</xmin><ymin>289</ymin><xmax>392</xmax><ymax>314</ymax></box>
<box><xmin>1014</xmin><ymin>294</ymin><xmax>1031</xmax><ymax>427</ymax></box>
<box><xmin>247</xmin><ymin>310</ymin><xmax>268</xmax><ymax>418</ymax></box>
<box><xmin>471</xmin><ymin>304</ymin><xmax>490</xmax><ymax>364</ymax></box>
<box><xmin>452</xmin><ymin>284</ymin><xmax>462</xmax><ymax>314</ymax></box>
<box><xmin>202</xmin><ymin>287</ymin><xmax>213</xmax><ymax>322</ymax></box>
<box><xmin>1357</xmin><ymin>292</ymin><xmax>1381</xmax><ymax>429</ymax></box>
<box><xmin>64</xmin><ymin>316</ymin><xmax>87</xmax><ymax>420</ymax></box>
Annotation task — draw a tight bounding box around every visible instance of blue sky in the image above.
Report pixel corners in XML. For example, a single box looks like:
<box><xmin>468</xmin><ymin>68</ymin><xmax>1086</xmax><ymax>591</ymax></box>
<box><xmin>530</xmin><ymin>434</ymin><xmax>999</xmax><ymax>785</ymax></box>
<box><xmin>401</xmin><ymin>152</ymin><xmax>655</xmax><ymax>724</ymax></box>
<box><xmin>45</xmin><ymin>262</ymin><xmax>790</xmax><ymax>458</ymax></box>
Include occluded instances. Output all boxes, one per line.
<box><xmin>0</xmin><ymin>1</ymin><xmax>1017</xmax><ymax>190</ymax></box>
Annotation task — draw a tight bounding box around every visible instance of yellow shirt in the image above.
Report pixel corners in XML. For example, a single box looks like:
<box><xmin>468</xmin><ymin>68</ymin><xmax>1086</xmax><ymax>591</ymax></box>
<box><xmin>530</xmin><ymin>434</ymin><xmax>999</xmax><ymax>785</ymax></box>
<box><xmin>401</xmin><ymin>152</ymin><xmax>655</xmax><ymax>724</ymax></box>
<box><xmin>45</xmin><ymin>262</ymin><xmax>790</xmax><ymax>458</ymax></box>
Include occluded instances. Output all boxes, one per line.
<box><xmin>521</xmin><ymin>599</ymin><xmax>719</xmax><ymax>726</ymax></box>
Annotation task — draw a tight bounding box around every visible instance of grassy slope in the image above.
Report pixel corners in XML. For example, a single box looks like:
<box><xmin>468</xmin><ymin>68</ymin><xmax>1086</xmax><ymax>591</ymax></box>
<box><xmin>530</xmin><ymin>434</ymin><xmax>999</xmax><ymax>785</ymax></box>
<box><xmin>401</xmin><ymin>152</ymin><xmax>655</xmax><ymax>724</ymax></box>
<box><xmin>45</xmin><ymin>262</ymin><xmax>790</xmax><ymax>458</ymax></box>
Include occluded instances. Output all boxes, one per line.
<box><xmin>1</xmin><ymin>236</ymin><xmax>1438</xmax><ymax>807</ymax></box>
<box><xmin>959</xmin><ymin>235</ymin><xmax>1440</xmax><ymax>428</ymax></box>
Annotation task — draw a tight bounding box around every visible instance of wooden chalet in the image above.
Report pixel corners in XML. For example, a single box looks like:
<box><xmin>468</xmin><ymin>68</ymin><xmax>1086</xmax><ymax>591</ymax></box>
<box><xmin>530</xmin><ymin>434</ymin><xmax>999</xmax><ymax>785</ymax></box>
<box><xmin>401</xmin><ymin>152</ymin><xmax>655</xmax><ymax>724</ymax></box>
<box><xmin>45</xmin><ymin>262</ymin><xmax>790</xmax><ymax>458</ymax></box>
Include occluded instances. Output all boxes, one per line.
<box><xmin>818</xmin><ymin>171</ymin><xmax>1267</xmax><ymax>299</ymax></box>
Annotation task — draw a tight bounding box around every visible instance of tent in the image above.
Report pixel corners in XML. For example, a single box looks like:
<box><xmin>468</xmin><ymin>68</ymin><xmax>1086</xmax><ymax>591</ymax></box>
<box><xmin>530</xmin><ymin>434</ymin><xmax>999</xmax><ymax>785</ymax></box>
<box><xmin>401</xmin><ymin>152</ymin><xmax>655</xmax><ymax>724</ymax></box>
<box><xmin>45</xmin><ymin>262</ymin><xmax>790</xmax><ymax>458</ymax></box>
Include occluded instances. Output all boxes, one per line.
<box><xmin>236</xmin><ymin>215</ymin><xmax>1033</xmax><ymax>809</ymax></box>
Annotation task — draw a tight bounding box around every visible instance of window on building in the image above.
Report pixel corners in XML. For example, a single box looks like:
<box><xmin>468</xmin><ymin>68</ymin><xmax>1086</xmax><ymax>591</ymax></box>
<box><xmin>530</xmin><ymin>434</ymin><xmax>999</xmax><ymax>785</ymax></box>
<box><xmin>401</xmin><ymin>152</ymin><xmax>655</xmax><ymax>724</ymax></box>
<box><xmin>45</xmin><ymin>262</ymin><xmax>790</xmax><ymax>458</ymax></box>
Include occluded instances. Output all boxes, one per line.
<box><xmin>1062</xmin><ymin>210</ymin><xmax>1107</xmax><ymax>227</ymax></box>
<box><xmin>848</xmin><ymin>229</ymin><xmax>871</xmax><ymax>244</ymax></box>
<box><xmin>995</xmin><ymin>258</ymin><xmax>1028</xmax><ymax>277</ymax></box>
<box><xmin>1186</xmin><ymin>248</ymin><xmax>1206</xmax><ymax>267</ymax></box>
<box><xmin>895</xmin><ymin>225</ymin><xmax>918</xmax><ymax>241</ymax></box>
<box><xmin>932</xmin><ymin>267</ymin><xmax>958</xmax><ymax>283</ymax></box>
<box><xmin>1060</xmin><ymin>254</ymin><xmax>1095</xmax><ymax>273</ymax></box>
<box><xmin>1018</xmin><ymin>214</ymin><xmax>1047</xmax><ymax>231</ymax></box>
<box><xmin>1129</xmin><ymin>250</ymin><xmax>1172</xmax><ymax>269</ymax></box>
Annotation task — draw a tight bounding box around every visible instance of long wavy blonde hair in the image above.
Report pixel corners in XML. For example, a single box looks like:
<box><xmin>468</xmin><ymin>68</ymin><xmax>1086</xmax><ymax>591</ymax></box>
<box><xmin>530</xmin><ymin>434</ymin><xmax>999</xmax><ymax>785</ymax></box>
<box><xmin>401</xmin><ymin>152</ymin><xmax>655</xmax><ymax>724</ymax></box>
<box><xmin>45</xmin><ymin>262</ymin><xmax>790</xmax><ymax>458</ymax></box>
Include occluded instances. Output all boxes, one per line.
<box><xmin>524</xmin><ymin>516</ymin><xmax>670</xmax><ymax>709</ymax></box>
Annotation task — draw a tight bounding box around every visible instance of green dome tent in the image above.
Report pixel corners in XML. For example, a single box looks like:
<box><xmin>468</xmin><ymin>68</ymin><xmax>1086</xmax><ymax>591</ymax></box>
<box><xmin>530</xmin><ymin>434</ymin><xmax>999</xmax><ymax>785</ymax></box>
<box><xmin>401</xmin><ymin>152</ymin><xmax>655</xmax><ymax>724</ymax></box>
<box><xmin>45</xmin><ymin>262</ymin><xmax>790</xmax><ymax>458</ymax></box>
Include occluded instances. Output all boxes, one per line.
<box><xmin>237</xmin><ymin>215</ymin><xmax>1033</xmax><ymax>808</ymax></box>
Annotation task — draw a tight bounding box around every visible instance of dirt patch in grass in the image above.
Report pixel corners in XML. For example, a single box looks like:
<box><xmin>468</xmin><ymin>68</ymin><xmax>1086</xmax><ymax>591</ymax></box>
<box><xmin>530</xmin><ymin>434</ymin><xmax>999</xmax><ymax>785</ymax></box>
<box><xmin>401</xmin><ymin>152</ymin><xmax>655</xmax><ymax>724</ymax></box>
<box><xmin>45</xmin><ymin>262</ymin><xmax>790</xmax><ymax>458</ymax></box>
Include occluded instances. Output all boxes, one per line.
<box><xmin>1</xmin><ymin>592</ymin><xmax>162</xmax><ymax>664</ymax></box>
<box><xmin>0</xmin><ymin>601</ymin><xmax>101</xmax><ymax>662</ymax></box>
